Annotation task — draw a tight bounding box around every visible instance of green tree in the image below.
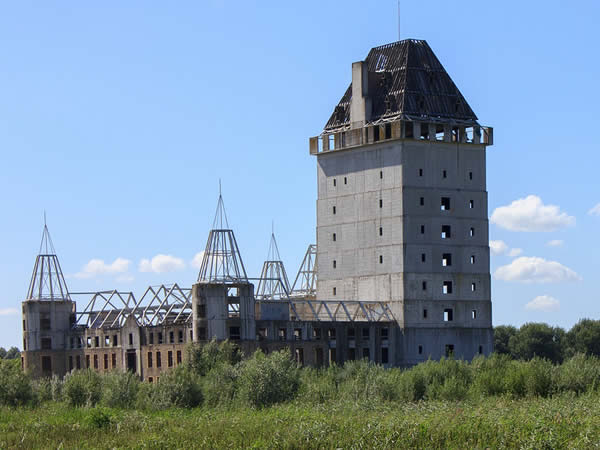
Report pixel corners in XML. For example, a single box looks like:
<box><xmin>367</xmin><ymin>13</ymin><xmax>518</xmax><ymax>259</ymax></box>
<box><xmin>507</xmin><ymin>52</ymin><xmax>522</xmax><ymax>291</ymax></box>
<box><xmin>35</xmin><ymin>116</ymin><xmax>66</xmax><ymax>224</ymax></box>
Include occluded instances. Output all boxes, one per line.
<box><xmin>0</xmin><ymin>347</ymin><xmax>6</xmax><ymax>359</ymax></box>
<box><xmin>509</xmin><ymin>323</ymin><xmax>565</xmax><ymax>363</ymax></box>
<box><xmin>493</xmin><ymin>325</ymin><xmax>517</xmax><ymax>356</ymax></box>
<box><xmin>5</xmin><ymin>347</ymin><xmax>20</xmax><ymax>359</ymax></box>
<box><xmin>565</xmin><ymin>319</ymin><xmax>600</xmax><ymax>357</ymax></box>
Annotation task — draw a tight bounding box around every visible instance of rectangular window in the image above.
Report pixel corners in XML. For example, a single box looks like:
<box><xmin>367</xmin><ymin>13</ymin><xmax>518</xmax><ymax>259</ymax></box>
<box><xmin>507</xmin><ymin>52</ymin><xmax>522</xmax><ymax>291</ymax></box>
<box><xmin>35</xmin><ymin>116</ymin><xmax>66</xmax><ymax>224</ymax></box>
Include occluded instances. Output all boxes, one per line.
<box><xmin>443</xmin><ymin>281</ymin><xmax>453</xmax><ymax>294</ymax></box>
<box><xmin>443</xmin><ymin>169</ymin><xmax>447</xmax><ymax>178</ymax></box>
<box><xmin>441</xmin><ymin>225</ymin><xmax>451</xmax><ymax>239</ymax></box>
<box><xmin>381</xmin><ymin>327</ymin><xmax>389</xmax><ymax>339</ymax></box>
<box><xmin>333</xmin><ymin>260</ymin><xmax>336</xmax><ymax>269</ymax></box>
<box><xmin>229</xmin><ymin>327</ymin><xmax>241</xmax><ymax>341</ymax></box>
<box><xmin>156</xmin><ymin>352</ymin><xmax>161</xmax><ymax>368</ymax></box>
<box><xmin>362</xmin><ymin>328</ymin><xmax>370</xmax><ymax>339</ymax></box>
<box><xmin>381</xmin><ymin>347</ymin><xmax>389</xmax><ymax>364</ymax></box>
<box><xmin>470</xmin><ymin>255</ymin><xmax>475</xmax><ymax>264</ymax></box>
<box><xmin>76</xmin><ymin>355</ymin><xmax>81</xmax><ymax>369</ymax></box>
<box><xmin>420</xmin><ymin>225</ymin><xmax>425</xmax><ymax>234</ymax></box>
<box><xmin>104</xmin><ymin>354</ymin><xmax>108</xmax><ymax>370</ymax></box>
<box><xmin>471</xmin><ymin>282</ymin><xmax>477</xmax><ymax>292</ymax></box>
<box><xmin>177</xmin><ymin>350</ymin><xmax>182</xmax><ymax>365</ymax></box>
<box><xmin>379</xmin><ymin>227</ymin><xmax>383</xmax><ymax>236</ymax></box>
<box><xmin>442</xmin><ymin>253</ymin><xmax>452</xmax><ymax>267</ymax></box>
<box><xmin>148</xmin><ymin>377</ymin><xmax>153</xmax><ymax>383</ymax></box>
<box><xmin>420</xmin><ymin>197</ymin><xmax>424</xmax><ymax>206</ymax></box>
<box><xmin>348</xmin><ymin>328</ymin><xmax>355</xmax><ymax>339</ymax></box>
<box><xmin>469</xmin><ymin>171</ymin><xmax>473</xmax><ymax>180</ymax></box>
<box><xmin>169</xmin><ymin>331</ymin><xmax>174</xmax><ymax>344</ymax></box>
<box><xmin>190</xmin><ymin>330</ymin><xmax>194</xmax><ymax>341</ymax></box>
<box><xmin>441</xmin><ymin>197</ymin><xmax>450</xmax><ymax>211</ymax></box>
<box><xmin>278</xmin><ymin>328</ymin><xmax>287</xmax><ymax>341</ymax></box>
<box><xmin>23</xmin><ymin>320</ymin><xmax>26</xmax><ymax>331</ymax></box>
<box><xmin>95</xmin><ymin>336</ymin><xmax>100</xmax><ymax>347</ymax></box>
<box><xmin>148</xmin><ymin>352</ymin><xmax>153</xmax><ymax>368</ymax></box>
<box><xmin>128</xmin><ymin>333</ymin><xmax>133</xmax><ymax>346</ymax></box>
<box><xmin>385</xmin><ymin>123</ymin><xmax>391</xmax><ymax>139</ymax></box>
<box><xmin>333</xmin><ymin>287</ymin><xmax>336</xmax><ymax>296</ymax></box>
<box><xmin>470</xmin><ymin>227</ymin><xmax>475</xmax><ymax>237</ymax></box>
<box><xmin>40</xmin><ymin>315</ymin><xmax>50</xmax><ymax>331</ymax></box>
<box><xmin>469</xmin><ymin>200</ymin><xmax>474</xmax><ymax>209</ymax></box>
<box><xmin>93</xmin><ymin>355</ymin><xmax>98</xmax><ymax>369</ymax></box>
<box><xmin>348</xmin><ymin>348</ymin><xmax>356</xmax><ymax>361</ymax></box>
<box><xmin>295</xmin><ymin>348</ymin><xmax>304</xmax><ymax>365</ymax></box>
<box><xmin>332</xmin><ymin>233</ymin><xmax>336</xmax><ymax>242</ymax></box>
<box><xmin>105</xmin><ymin>336</ymin><xmax>110</xmax><ymax>346</ymax></box>
<box><xmin>423</xmin><ymin>309</ymin><xmax>428</xmax><ymax>319</ymax></box>
<box><xmin>86</xmin><ymin>355</ymin><xmax>90</xmax><ymax>368</ymax></box>
<box><xmin>472</xmin><ymin>310</ymin><xmax>477</xmax><ymax>319</ymax></box>
<box><xmin>362</xmin><ymin>348</ymin><xmax>370</xmax><ymax>360</ymax></box>
<box><xmin>445</xmin><ymin>344</ymin><xmax>455</xmax><ymax>357</ymax></box>
<box><xmin>344</xmin><ymin>176</ymin><xmax>347</xmax><ymax>184</ymax></box>
<box><xmin>380</xmin><ymin>170</ymin><xmax>383</xmax><ymax>179</ymax></box>
<box><xmin>419</xmin><ymin>168</ymin><xmax>423</xmax><ymax>177</ymax></box>
<box><xmin>168</xmin><ymin>351</ymin><xmax>173</xmax><ymax>368</ymax></box>
<box><xmin>421</xmin><ymin>253</ymin><xmax>426</xmax><ymax>262</ymax></box>
<box><xmin>149</xmin><ymin>333</ymin><xmax>154</xmax><ymax>345</ymax></box>
<box><xmin>379</xmin><ymin>199</ymin><xmax>383</xmax><ymax>208</ymax></box>
<box><xmin>328</xmin><ymin>328</ymin><xmax>336</xmax><ymax>339</ymax></box>
<box><xmin>197</xmin><ymin>304</ymin><xmax>206</xmax><ymax>319</ymax></box>
<box><xmin>333</xmin><ymin>178</ymin><xmax>337</xmax><ymax>187</ymax></box>
<box><xmin>313</xmin><ymin>328</ymin><xmax>322</xmax><ymax>339</ymax></box>
<box><xmin>69</xmin><ymin>356</ymin><xmax>73</xmax><ymax>371</ymax></box>
<box><xmin>479</xmin><ymin>345</ymin><xmax>483</xmax><ymax>354</ymax></box>
<box><xmin>178</xmin><ymin>330</ymin><xmax>183</xmax><ymax>343</ymax></box>
<box><xmin>379</xmin><ymin>255</ymin><xmax>383</xmax><ymax>264</ymax></box>
<box><xmin>198</xmin><ymin>327</ymin><xmax>207</xmax><ymax>340</ymax></box>
<box><xmin>41</xmin><ymin>356</ymin><xmax>52</xmax><ymax>372</ymax></box>
<box><xmin>158</xmin><ymin>332</ymin><xmax>163</xmax><ymax>344</ymax></box>
<box><xmin>418</xmin><ymin>345</ymin><xmax>423</xmax><ymax>355</ymax></box>
<box><xmin>294</xmin><ymin>328</ymin><xmax>302</xmax><ymax>340</ymax></box>
<box><xmin>329</xmin><ymin>348</ymin><xmax>337</xmax><ymax>364</ymax></box>
<box><xmin>422</xmin><ymin>281</ymin><xmax>427</xmax><ymax>291</ymax></box>
<box><xmin>112</xmin><ymin>353</ymin><xmax>116</xmax><ymax>368</ymax></box>
<box><xmin>113</xmin><ymin>335</ymin><xmax>118</xmax><ymax>346</ymax></box>
<box><xmin>332</xmin><ymin>206</ymin><xmax>336</xmax><ymax>215</ymax></box>
<box><xmin>41</xmin><ymin>337</ymin><xmax>51</xmax><ymax>350</ymax></box>
<box><xmin>444</xmin><ymin>309</ymin><xmax>454</xmax><ymax>322</ymax></box>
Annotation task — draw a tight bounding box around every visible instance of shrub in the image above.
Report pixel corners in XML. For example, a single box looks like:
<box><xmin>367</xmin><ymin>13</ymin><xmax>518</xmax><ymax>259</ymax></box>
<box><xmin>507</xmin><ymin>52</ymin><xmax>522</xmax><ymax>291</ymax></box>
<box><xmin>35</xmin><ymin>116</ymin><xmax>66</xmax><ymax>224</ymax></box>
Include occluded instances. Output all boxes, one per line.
<box><xmin>63</xmin><ymin>369</ymin><xmax>102</xmax><ymax>407</ymax></box>
<box><xmin>237</xmin><ymin>350</ymin><xmax>299</xmax><ymax>408</ymax></box>
<box><xmin>297</xmin><ymin>366</ymin><xmax>339</xmax><ymax>404</ymax></box>
<box><xmin>148</xmin><ymin>366</ymin><xmax>203</xmax><ymax>409</ymax></box>
<box><xmin>187</xmin><ymin>339</ymin><xmax>241</xmax><ymax>376</ymax></box>
<box><xmin>0</xmin><ymin>358</ymin><xmax>34</xmax><ymax>406</ymax></box>
<box><xmin>101</xmin><ymin>370</ymin><xmax>140</xmax><ymax>408</ymax></box>
<box><xmin>202</xmin><ymin>362</ymin><xmax>239</xmax><ymax>408</ymax></box>
<box><xmin>555</xmin><ymin>353</ymin><xmax>600</xmax><ymax>394</ymax></box>
<box><xmin>470</xmin><ymin>353</ymin><xmax>512</xmax><ymax>397</ymax></box>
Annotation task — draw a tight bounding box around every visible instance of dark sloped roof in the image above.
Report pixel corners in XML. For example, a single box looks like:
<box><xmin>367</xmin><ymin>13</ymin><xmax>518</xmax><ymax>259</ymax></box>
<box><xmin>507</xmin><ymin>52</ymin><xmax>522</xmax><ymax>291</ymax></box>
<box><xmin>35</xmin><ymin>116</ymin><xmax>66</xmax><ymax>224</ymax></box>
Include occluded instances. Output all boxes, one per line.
<box><xmin>324</xmin><ymin>39</ymin><xmax>478</xmax><ymax>131</ymax></box>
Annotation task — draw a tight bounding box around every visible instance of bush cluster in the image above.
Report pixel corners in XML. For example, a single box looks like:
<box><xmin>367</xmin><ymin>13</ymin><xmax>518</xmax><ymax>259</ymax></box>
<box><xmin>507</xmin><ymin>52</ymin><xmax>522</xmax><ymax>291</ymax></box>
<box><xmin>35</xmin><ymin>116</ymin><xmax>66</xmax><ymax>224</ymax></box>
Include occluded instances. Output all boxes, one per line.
<box><xmin>5</xmin><ymin>338</ymin><xmax>600</xmax><ymax>410</ymax></box>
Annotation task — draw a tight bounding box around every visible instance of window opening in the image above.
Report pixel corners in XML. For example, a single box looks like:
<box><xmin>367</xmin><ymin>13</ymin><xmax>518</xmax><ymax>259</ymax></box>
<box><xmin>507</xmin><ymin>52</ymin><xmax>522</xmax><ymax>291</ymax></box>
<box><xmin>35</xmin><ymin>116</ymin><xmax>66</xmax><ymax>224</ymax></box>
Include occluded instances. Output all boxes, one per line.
<box><xmin>423</xmin><ymin>309</ymin><xmax>428</xmax><ymax>319</ymax></box>
<box><xmin>470</xmin><ymin>227</ymin><xmax>475</xmax><ymax>237</ymax></box>
<box><xmin>422</xmin><ymin>281</ymin><xmax>427</xmax><ymax>291</ymax></box>
<box><xmin>471</xmin><ymin>282</ymin><xmax>476</xmax><ymax>292</ymax></box>
<box><xmin>420</xmin><ymin>197</ymin><xmax>425</xmax><ymax>206</ymax></box>
<box><xmin>469</xmin><ymin>200</ymin><xmax>474</xmax><ymax>209</ymax></box>
<box><xmin>333</xmin><ymin>233</ymin><xmax>336</xmax><ymax>242</ymax></box>
<box><xmin>418</xmin><ymin>345</ymin><xmax>423</xmax><ymax>355</ymax></box>
<box><xmin>441</xmin><ymin>197</ymin><xmax>450</xmax><ymax>211</ymax></box>
<box><xmin>443</xmin><ymin>169</ymin><xmax>447</xmax><ymax>178</ymax></box>
<box><xmin>333</xmin><ymin>260</ymin><xmax>336</xmax><ymax>269</ymax></box>
<box><xmin>443</xmin><ymin>309</ymin><xmax>454</xmax><ymax>322</ymax></box>
<box><xmin>379</xmin><ymin>255</ymin><xmax>383</xmax><ymax>264</ymax></box>
<box><xmin>472</xmin><ymin>310</ymin><xmax>477</xmax><ymax>319</ymax></box>
<box><xmin>421</xmin><ymin>253</ymin><xmax>426</xmax><ymax>262</ymax></box>
<box><xmin>470</xmin><ymin>255</ymin><xmax>475</xmax><ymax>264</ymax></box>
<box><xmin>442</xmin><ymin>253</ymin><xmax>452</xmax><ymax>267</ymax></box>
<box><xmin>420</xmin><ymin>225</ymin><xmax>425</xmax><ymax>234</ymax></box>
<box><xmin>445</xmin><ymin>344</ymin><xmax>455</xmax><ymax>357</ymax></box>
<box><xmin>443</xmin><ymin>281</ymin><xmax>453</xmax><ymax>294</ymax></box>
<box><xmin>441</xmin><ymin>225</ymin><xmax>451</xmax><ymax>239</ymax></box>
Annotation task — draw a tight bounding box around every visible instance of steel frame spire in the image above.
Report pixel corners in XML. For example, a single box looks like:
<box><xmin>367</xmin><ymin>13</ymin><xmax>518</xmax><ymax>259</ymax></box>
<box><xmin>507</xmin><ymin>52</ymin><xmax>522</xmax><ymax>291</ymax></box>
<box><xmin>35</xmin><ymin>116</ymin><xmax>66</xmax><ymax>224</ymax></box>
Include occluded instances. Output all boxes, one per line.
<box><xmin>290</xmin><ymin>244</ymin><xmax>317</xmax><ymax>299</ymax></box>
<box><xmin>255</xmin><ymin>228</ymin><xmax>291</xmax><ymax>300</ymax></box>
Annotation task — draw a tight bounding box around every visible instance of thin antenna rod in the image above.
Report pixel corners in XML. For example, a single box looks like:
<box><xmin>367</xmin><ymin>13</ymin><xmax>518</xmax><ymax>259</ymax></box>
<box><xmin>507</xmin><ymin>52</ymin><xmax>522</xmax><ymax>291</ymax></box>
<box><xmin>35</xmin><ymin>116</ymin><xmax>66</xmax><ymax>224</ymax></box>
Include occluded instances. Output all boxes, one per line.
<box><xmin>397</xmin><ymin>0</ymin><xmax>401</xmax><ymax>40</ymax></box>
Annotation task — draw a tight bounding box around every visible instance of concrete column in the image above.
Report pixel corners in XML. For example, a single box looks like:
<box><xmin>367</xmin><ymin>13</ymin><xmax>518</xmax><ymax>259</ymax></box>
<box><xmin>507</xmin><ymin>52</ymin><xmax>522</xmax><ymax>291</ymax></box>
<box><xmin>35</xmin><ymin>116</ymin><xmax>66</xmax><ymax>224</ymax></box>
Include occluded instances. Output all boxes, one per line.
<box><xmin>350</xmin><ymin>61</ymin><xmax>371</xmax><ymax>129</ymax></box>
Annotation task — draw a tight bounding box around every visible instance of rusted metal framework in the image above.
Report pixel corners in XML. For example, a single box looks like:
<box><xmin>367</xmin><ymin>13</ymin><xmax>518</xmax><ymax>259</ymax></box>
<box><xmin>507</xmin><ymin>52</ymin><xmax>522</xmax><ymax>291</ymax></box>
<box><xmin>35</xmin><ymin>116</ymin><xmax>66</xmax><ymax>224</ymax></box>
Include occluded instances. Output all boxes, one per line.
<box><xmin>255</xmin><ymin>231</ymin><xmax>291</xmax><ymax>300</ymax></box>
<box><xmin>72</xmin><ymin>283</ymin><xmax>192</xmax><ymax>329</ymax></box>
<box><xmin>289</xmin><ymin>299</ymin><xmax>394</xmax><ymax>322</ymax></box>
<box><xmin>197</xmin><ymin>192</ymin><xmax>248</xmax><ymax>284</ymax></box>
<box><xmin>290</xmin><ymin>244</ymin><xmax>317</xmax><ymax>299</ymax></box>
<box><xmin>26</xmin><ymin>224</ymin><xmax>71</xmax><ymax>301</ymax></box>
<box><xmin>324</xmin><ymin>39</ymin><xmax>478</xmax><ymax>132</ymax></box>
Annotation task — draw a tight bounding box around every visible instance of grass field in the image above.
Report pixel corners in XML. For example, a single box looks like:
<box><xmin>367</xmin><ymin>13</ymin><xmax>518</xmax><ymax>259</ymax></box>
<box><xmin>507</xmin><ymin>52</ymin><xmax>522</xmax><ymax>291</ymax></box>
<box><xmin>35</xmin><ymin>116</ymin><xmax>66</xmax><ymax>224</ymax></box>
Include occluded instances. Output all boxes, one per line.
<box><xmin>1</xmin><ymin>393</ymin><xmax>599</xmax><ymax>449</ymax></box>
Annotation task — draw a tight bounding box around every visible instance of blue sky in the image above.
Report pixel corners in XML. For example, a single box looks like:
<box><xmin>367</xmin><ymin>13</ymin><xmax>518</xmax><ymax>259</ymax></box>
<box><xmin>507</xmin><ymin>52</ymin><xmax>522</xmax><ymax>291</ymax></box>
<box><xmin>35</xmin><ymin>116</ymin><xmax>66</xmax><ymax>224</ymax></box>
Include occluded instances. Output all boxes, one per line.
<box><xmin>1</xmin><ymin>1</ymin><xmax>599</xmax><ymax>348</ymax></box>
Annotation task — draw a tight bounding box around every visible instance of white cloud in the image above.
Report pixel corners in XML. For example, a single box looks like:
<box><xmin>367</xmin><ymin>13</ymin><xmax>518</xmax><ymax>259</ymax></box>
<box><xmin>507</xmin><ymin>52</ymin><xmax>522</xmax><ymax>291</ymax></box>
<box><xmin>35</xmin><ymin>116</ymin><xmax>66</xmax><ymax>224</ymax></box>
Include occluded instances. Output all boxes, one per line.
<box><xmin>0</xmin><ymin>308</ymin><xmax>18</xmax><ymax>316</ymax></box>
<box><xmin>490</xmin><ymin>195</ymin><xmax>575</xmax><ymax>232</ymax></box>
<box><xmin>191</xmin><ymin>251</ymin><xmax>205</xmax><ymax>270</ymax></box>
<box><xmin>489</xmin><ymin>240</ymin><xmax>508</xmax><ymax>255</ymax></box>
<box><xmin>525</xmin><ymin>295</ymin><xmax>560</xmax><ymax>312</ymax></box>
<box><xmin>589</xmin><ymin>203</ymin><xmax>600</xmax><ymax>216</ymax></box>
<box><xmin>494</xmin><ymin>256</ymin><xmax>582</xmax><ymax>283</ymax></box>
<box><xmin>508</xmin><ymin>248</ymin><xmax>523</xmax><ymax>257</ymax></box>
<box><xmin>139</xmin><ymin>254</ymin><xmax>185</xmax><ymax>273</ymax></box>
<box><xmin>75</xmin><ymin>258</ymin><xmax>131</xmax><ymax>279</ymax></box>
<box><xmin>546</xmin><ymin>239</ymin><xmax>564</xmax><ymax>247</ymax></box>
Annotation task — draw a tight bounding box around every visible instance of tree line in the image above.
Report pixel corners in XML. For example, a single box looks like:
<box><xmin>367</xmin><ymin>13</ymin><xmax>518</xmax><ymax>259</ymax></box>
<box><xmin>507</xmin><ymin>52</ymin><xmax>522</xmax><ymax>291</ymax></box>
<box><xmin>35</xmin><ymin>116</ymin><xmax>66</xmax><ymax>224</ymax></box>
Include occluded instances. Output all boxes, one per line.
<box><xmin>0</xmin><ymin>347</ymin><xmax>20</xmax><ymax>360</ymax></box>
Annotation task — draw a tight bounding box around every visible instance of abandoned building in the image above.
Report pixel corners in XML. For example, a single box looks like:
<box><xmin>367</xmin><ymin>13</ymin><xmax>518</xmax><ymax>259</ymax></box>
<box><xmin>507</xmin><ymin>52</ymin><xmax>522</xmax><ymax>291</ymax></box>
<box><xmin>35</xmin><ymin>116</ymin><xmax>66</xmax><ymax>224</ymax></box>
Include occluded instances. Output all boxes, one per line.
<box><xmin>21</xmin><ymin>39</ymin><xmax>494</xmax><ymax>379</ymax></box>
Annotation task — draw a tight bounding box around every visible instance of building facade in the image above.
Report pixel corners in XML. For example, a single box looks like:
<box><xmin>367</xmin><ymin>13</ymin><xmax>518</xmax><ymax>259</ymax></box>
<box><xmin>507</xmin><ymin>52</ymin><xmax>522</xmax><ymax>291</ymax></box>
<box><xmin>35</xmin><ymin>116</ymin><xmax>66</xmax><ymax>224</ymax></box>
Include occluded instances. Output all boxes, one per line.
<box><xmin>21</xmin><ymin>39</ymin><xmax>493</xmax><ymax>379</ymax></box>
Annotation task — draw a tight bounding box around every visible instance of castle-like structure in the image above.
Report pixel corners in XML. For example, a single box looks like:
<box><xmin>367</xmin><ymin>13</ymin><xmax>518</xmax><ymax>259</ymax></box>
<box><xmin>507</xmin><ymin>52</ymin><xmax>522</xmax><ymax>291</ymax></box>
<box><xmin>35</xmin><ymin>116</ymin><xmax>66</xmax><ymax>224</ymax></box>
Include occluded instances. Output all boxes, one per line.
<box><xmin>21</xmin><ymin>39</ymin><xmax>493</xmax><ymax>379</ymax></box>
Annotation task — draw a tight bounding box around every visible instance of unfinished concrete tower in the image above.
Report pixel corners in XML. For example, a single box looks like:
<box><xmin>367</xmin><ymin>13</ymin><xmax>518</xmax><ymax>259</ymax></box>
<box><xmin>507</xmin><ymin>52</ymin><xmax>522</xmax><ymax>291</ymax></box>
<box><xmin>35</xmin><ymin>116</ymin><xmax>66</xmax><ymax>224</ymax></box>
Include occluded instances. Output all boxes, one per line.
<box><xmin>22</xmin><ymin>224</ymin><xmax>76</xmax><ymax>377</ymax></box>
<box><xmin>256</xmin><ymin>230</ymin><xmax>291</xmax><ymax>300</ymax></box>
<box><xmin>310</xmin><ymin>40</ymin><xmax>494</xmax><ymax>364</ymax></box>
<box><xmin>193</xmin><ymin>192</ymin><xmax>255</xmax><ymax>343</ymax></box>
